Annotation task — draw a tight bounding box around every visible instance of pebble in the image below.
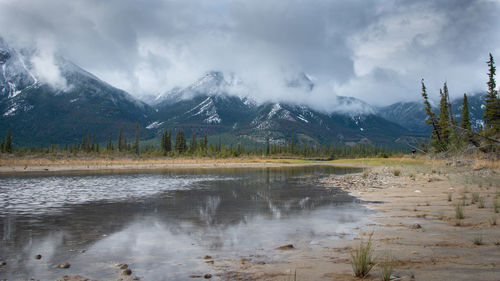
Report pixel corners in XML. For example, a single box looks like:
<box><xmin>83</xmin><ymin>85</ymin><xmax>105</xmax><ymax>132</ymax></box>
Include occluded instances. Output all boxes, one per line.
<box><xmin>122</xmin><ymin>269</ymin><xmax>132</xmax><ymax>276</ymax></box>
<box><xmin>275</xmin><ymin>244</ymin><xmax>295</xmax><ymax>250</ymax></box>
<box><xmin>203</xmin><ymin>255</ymin><xmax>212</xmax><ymax>259</ymax></box>
<box><xmin>0</xmin><ymin>261</ymin><xmax>6</xmax><ymax>266</ymax></box>
<box><xmin>57</xmin><ymin>263</ymin><xmax>71</xmax><ymax>269</ymax></box>
<box><xmin>35</xmin><ymin>254</ymin><xmax>42</xmax><ymax>260</ymax></box>
<box><xmin>204</xmin><ymin>273</ymin><xmax>212</xmax><ymax>279</ymax></box>
<box><xmin>409</xmin><ymin>223</ymin><xmax>422</xmax><ymax>229</ymax></box>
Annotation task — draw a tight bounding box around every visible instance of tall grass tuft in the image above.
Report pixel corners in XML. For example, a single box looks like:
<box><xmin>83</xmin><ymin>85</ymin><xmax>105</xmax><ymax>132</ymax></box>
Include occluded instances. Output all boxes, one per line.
<box><xmin>351</xmin><ymin>234</ymin><xmax>375</xmax><ymax>278</ymax></box>
<box><xmin>472</xmin><ymin>192</ymin><xmax>480</xmax><ymax>204</ymax></box>
<box><xmin>473</xmin><ymin>234</ymin><xmax>483</xmax><ymax>245</ymax></box>
<box><xmin>393</xmin><ymin>169</ymin><xmax>401</xmax><ymax>176</ymax></box>
<box><xmin>478</xmin><ymin>197</ymin><xmax>486</xmax><ymax>208</ymax></box>
<box><xmin>456</xmin><ymin>203</ymin><xmax>465</xmax><ymax>220</ymax></box>
<box><xmin>489</xmin><ymin>216</ymin><xmax>497</xmax><ymax>226</ymax></box>
<box><xmin>494</xmin><ymin>199</ymin><xmax>500</xmax><ymax>213</ymax></box>
<box><xmin>448</xmin><ymin>192</ymin><xmax>453</xmax><ymax>202</ymax></box>
<box><xmin>380</xmin><ymin>256</ymin><xmax>393</xmax><ymax>281</ymax></box>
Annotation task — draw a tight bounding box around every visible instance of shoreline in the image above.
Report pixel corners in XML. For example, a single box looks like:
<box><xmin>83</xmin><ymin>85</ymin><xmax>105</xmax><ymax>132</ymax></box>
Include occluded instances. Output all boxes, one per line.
<box><xmin>0</xmin><ymin>156</ymin><xmax>377</xmax><ymax>176</ymax></box>
<box><xmin>215</xmin><ymin>161</ymin><xmax>500</xmax><ymax>280</ymax></box>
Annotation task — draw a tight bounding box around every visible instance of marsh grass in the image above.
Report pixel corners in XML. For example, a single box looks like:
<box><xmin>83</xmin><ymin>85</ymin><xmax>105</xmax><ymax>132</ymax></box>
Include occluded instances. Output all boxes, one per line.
<box><xmin>456</xmin><ymin>203</ymin><xmax>465</xmax><ymax>220</ymax></box>
<box><xmin>379</xmin><ymin>257</ymin><xmax>393</xmax><ymax>281</ymax></box>
<box><xmin>393</xmin><ymin>169</ymin><xmax>401</xmax><ymax>176</ymax></box>
<box><xmin>478</xmin><ymin>197</ymin><xmax>486</xmax><ymax>209</ymax></box>
<box><xmin>472</xmin><ymin>192</ymin><xmax>480</xmax><ymax>204</ymax></box>
<box><xmin>351</xmin><ymin>234</ymin><xmax>375</xmax><ymax>278</ymax></box>
<box><xmin>489</xmin><ymin>216</ymin><xmax>497</xmax><ymax>226</ymax></box>
<box><xmin>473</xmin><ymin>234</ymin><xmax>483</xmax><ymax>245</ymax></box>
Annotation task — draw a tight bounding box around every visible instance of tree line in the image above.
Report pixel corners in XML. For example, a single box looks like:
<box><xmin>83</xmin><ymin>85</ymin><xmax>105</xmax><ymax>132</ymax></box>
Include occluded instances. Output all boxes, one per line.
<box><xmin>421</xmin><ymin>53</ymin><xmax>499</xmax><ymax>153</ymax></box>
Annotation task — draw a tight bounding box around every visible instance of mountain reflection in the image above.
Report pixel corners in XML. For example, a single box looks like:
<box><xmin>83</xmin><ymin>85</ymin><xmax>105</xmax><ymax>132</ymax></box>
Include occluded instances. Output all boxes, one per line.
<box><xmin>0</xmin><ymin>166</ymin><xmax>369</xmax><ymax>280</ymax></box>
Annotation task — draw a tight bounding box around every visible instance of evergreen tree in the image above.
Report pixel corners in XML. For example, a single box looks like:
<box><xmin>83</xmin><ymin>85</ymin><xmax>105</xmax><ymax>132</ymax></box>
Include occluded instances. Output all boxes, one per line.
<box><xmin>189</xmin><ymin>133</ymin><xmax>197</xmax><ymax>153</ymax></box>
<box><xmin>421</xmin><ymin>79</ymin><xmax>443</xmax><ymax>151</ymax></box>
<box><xmin>461</xmin><ymin>93</ymin><xmax>472</xmax><ymax>131</ymax></box>
<box><xmin>161</xmin><ymin>130</ymin><xmax>167</xmax><ymax>153</ymax></box>
<box><xmin>118</xmin><ymin>128</ymin><xmax>123</xmax><ymax>152</ymax></box>
<box><xmin>483</xmin><ymin>53</ymin><xmax>500</xmax><ymax>133</ymax></box>
<box><xmin>175</xmin><ymin>130</ymin><xmax>187</xmax><ymax>154</ymax></box>
<box><xmin>439</xmin><ymin>87</ymin><xmax>450</xmax><ymax>148</ymax></box>
<box><xmin>5</xmin><ymin>129</ymin><xmax>12</xmax><ymax>153</ymax></box>
<box><xmin>135</xmin><ymin>122</ymin><xmax>140</xmax><ymax>155</ymax></box>
<box><xmin>265</xmin><ymin>138</ymin><xmax>270</xmax><ymax>155</ymax></box>
<box><xmin>201</xmin><ymin>135</ymin><xmax>208</xmax><ymax>152</ymax></box>
<box><xmin>166</xmin><ymin>130</ymin><xmax>172</xmax><ymax>152</ymax></box>
<box><xmin>107</xmin><ymin>136</ymin><xmax>113</xmax><ymax>151</ymax></box>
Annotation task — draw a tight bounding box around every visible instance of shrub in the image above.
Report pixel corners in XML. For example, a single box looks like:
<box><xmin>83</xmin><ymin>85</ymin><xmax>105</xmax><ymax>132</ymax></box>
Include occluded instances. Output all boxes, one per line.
<box><xmin>393</xmin><ymin>169</ymin><xmax>401</xmax><ymax>176</ymax></box>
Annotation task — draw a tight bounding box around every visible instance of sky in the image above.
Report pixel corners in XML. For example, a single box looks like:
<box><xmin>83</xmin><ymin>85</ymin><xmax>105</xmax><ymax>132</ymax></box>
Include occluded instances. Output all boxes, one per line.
<box><xmin>0</xmin><ymin>0</ymin><xmax>499</xmax><ymax>110</ymax></box>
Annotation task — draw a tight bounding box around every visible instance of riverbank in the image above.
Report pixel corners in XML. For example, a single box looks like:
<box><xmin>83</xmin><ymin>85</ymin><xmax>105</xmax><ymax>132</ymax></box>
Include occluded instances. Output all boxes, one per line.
<box><xmin>214</xmin><ymin>159</ymin><xmax>500</xmax><ymax>280</ymax></box>
<box><xmin>0</xmin><ymin>156</ymin><xmax>327</xmax><ymax>175</ymax></box>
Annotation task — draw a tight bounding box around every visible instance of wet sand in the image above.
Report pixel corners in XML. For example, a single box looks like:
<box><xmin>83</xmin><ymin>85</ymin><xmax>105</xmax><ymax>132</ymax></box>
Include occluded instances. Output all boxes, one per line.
<box><xmin>213</xmin><ymin>161</ymin><xmax>500</xmax><ymax>280</ymax></box>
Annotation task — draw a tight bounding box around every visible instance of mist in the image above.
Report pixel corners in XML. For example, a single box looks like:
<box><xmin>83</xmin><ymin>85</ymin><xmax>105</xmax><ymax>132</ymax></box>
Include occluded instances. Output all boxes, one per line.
<box><xmin>0</xmin><ymin>0</ymin><xmax>499</xmax><ymax>108</ymax></box>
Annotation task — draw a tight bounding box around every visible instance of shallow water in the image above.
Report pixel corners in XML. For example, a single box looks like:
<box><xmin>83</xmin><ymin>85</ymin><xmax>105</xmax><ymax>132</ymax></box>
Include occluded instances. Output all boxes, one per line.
<box><xmin>0</xmin><ymin>166</ymin><xmax>371</xmax><ymax>280</ymax></box>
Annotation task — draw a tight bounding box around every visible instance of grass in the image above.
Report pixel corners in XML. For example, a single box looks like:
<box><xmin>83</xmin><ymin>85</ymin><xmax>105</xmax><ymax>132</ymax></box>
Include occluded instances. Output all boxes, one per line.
<box><xmin>489</xmin><ymin>216</ymin><xmax>497</xmax><ymax>226</ymax></box>
<box><xmin>448</xmin><ymin>192</ymin><xmax>453</xmax><ymax>202</ymax></box>
<box><xmin>351</xmin><ymin>234</ymin><xmax>375</xmax><ymax>278</ymax></box>
<box><xmin>455</xmin><ymin>203</ymin><xmax>465</xmax><ymax>220</ymax></box>
<box><xmin>472</xmin><ymin>192</ymin><xmax>480</xmax><ymax>204</ymax></box>
<box><xmin>478</xmin><ymin>197</ymin><xmax>486</xmax><ymax>208</ymax></box>
<box><xmin>494</xmin><ymin>199</ymin><xmax>500</xmax><ymax>213</ymax></box>
<box><xmin>393</xmin><ymin>169</ymin><xmax>401</xmax><ymax>176</ymax></box>
<box><xmin>473</xmin><ymin>234</ymin><xmax>483</xmax><ymax>245</ymax></box>
<box><xmin>380</xmin><ymin>259</ymin><xmax>393</xmax><ymax>281</ymax></box>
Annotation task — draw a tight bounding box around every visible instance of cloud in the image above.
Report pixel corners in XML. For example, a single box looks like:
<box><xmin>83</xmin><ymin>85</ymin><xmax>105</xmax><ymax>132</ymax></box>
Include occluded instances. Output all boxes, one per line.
<box><xmin>30</xmin><ymin>38</ymin><xmax>68</xmax><ymax>89</ymax></box>
<box><xmin>0</xmin><ymin>0</ymin><xmax>499</xmax><ymax>108</ymax></box>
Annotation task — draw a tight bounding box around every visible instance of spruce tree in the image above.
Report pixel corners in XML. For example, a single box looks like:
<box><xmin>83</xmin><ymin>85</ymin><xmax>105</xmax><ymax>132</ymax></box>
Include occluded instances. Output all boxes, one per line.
<box><xmin>439</xmin><ymin>88</ymin><xmax>450</xmax><ymax>148</ymax></box>
<box><xmin>461</xmin><ymin>93</ymin><xmax>472</xmax><ymax>131</ymax></box>
<box><xmin>135</xmin><ymin>122</ymin><xmax>139</xmax><ymax>155</ymax></box>
<box><xmin>118</xmin><ymin>128</ymin><xmax>123</xmax><ymax>152</ymax></box>
<box><xmin>5</xmin><ymin>129</ymin><xmax>12</xmax><ymax>153</ymax></box>
<box><xmin>166</xmin><ymin>130</ymin><xmax>172</xmax><ymax>152</ymax></box>
<box><xmin>175</xmin><ymin>130</ymin><xmax>187</xmax><ymax>154</ymax></box>
<box><xmin>189</xmin><ymin>133</ymin><xmax>197</xmax><ymax>153</ymax></box>
<box><xmin>161</xmin><ymin>130</ymin><xmax>167</xmax><ymax>153</ymax></box>
<box><xmin>421</xmin><ymin>79</ymin><xmax>443</xmax><ymax>151</ymax></box>
<box><xmin>483</xmin><ymin>53</ymin><xmax>500</xmax><ymax>133</ymax></box>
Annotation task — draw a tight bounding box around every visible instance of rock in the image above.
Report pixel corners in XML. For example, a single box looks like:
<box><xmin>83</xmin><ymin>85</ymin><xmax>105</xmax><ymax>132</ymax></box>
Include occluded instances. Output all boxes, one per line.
<box><xmin>119</xmin><ymin>263</ymin><xmax>129</xmax><ymax>270</ymax></box>
<box><xmin>409</xmin><ymin>223</ymin><xmax>422</xmax><ymax>229</ymax></box>
<box><xmin>257</xmin><ymin>261</ymin><xmax>266</xmax><ymax>265</ymax></box>
<box><xmin>57</xmin><ymin>263</ymin><xmax>71</xmax><ymax>269</ymax></box>
<box><xmin>35</xmin><ymin>254</ymin><xmax>42</xmax><ymax>260</ymax></box>
<box><xmin>80</xmin><ymin>249</ymin><xmax>86</xmax><ymax>253</ymax></box>
<box><xmin>189</xmin><ymin>275</ymin><xmax>202</xmax><ymax>278</ymax></box>
<box><xmin>203</xmin><ymin>255</ymin><xmax>212</xmax><ymax>259</ymax></box>
<box><xmin>0</xmin><ymin>260</ymin><xmax>6</xmax><ymax>266</ymax></box>
<box><xmin>122</xmin><ymin>269</ymin><xmax>132</xmax><ymax>275</ymax></box>
<box><xmin>205</xmin><ymin>260</ymin><xmax>214</xmax><ymax>264</ymax></box>
<box><xmin>204</xmin><ymin>273</ymin><xmax>212</xmax><ymax>279</ymax></box>
<box><xmin>275</xmin><ymin>244</ymin><xmax>295</xmax><ymax>250</ymax></box>
<box><xmin>56</xmin><ymin>275</ymin><xmax>97</xmax><ymax>281</ymax></box>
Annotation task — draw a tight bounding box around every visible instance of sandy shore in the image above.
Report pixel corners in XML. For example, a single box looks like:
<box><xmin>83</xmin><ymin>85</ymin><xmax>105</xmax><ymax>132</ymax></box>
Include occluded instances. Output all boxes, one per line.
<box><xmin>0</xmin><ymin>156</ymin><xmax>332</xmax><ymax>175</ymax></box>
<box><xmin>213</xmin><ymin>161</ymin><xmax>500</xmax><ymax>280</ymax></box>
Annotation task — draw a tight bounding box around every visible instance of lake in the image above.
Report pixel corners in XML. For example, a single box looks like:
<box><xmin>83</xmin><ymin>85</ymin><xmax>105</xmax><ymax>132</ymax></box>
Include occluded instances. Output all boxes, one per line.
<box><xmin>0</xmin><ymin>165</ymin><xmax>371</xmax><ymax>280</ymax></box>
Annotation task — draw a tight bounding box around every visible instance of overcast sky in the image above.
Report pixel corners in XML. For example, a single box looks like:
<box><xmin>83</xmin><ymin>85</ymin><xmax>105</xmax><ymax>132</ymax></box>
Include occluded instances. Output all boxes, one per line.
<box><xmin>1</xmin><ymin>0</ymin><xmax>499</xmax><ymax>109</ymax></box>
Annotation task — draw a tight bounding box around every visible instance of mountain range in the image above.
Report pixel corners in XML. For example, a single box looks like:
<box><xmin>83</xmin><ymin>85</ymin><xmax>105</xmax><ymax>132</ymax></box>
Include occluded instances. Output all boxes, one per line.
<box><xmin>0</xmin><ymin>39</ymin><xmax>486</xmax><ymax>147</ymax></box>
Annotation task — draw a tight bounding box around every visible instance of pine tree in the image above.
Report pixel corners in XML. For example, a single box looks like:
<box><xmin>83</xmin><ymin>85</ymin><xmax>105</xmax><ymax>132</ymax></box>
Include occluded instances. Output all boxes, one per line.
<box><xmin>189</xmin><ymin>133</ymin><xmax>197</xmax><ymax>153</ymax></box>
<box><xmin>118</xmin><ymin>128</ymin><xmax>123</xmax><ymax>152</ymax></box>
<box><xmin>135</xmin><ymin>122</ymin><xmax>140</xmax><ymax>155</ymax></box>
<box><xmin>107</xmin><ymin>136</ymin><xmax>113</xmax><ymax>151</ymax></box>
<box><xmin>461</xmin><ymin>93</ymin><xmax>472</xmax><ymax>131</ymax></box>
<box><xmin>5</xmin><ymin>129</ymin><xmax>12</xmax><ymax>153</ymax></box>
<box><xmin>439</xmin><ymin>87</ymin><xmax>450</xmax><ymax>148</ymax></box>
<box><xmin>175</xmin><ymin>130</ymin><xmax>187</xmax><ymax>154</ymax></box>
<box><xmin>166</xmin><ymin>130</ymin><xmax>172</xmax><ymax>152</ymax></box>
<box><xmin>161</xmin><ymin>130</ymin><xmax>167</xmax><ymax>153</ymax></box>
<box><xmin>265</xmin><ymin>138</ymin><xmax>270</xmax><ymax>155</ymax></box>
<box><xmin>483</xmin><ymin>53</ymin><xmax>500</xmax><ymax>133</ymax></box>
<box><xmin>421</xmin><ymin>79</ymin><xmax>443</xmax><ymax>151</ymax></box>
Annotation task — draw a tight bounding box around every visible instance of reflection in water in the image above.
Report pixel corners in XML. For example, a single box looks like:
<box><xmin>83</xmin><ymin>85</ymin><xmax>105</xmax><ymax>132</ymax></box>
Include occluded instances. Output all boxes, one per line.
<box><xmin>0</xmin><ymin>166</ymin><xmax>370</xmax><ymax>280</ymax></box>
